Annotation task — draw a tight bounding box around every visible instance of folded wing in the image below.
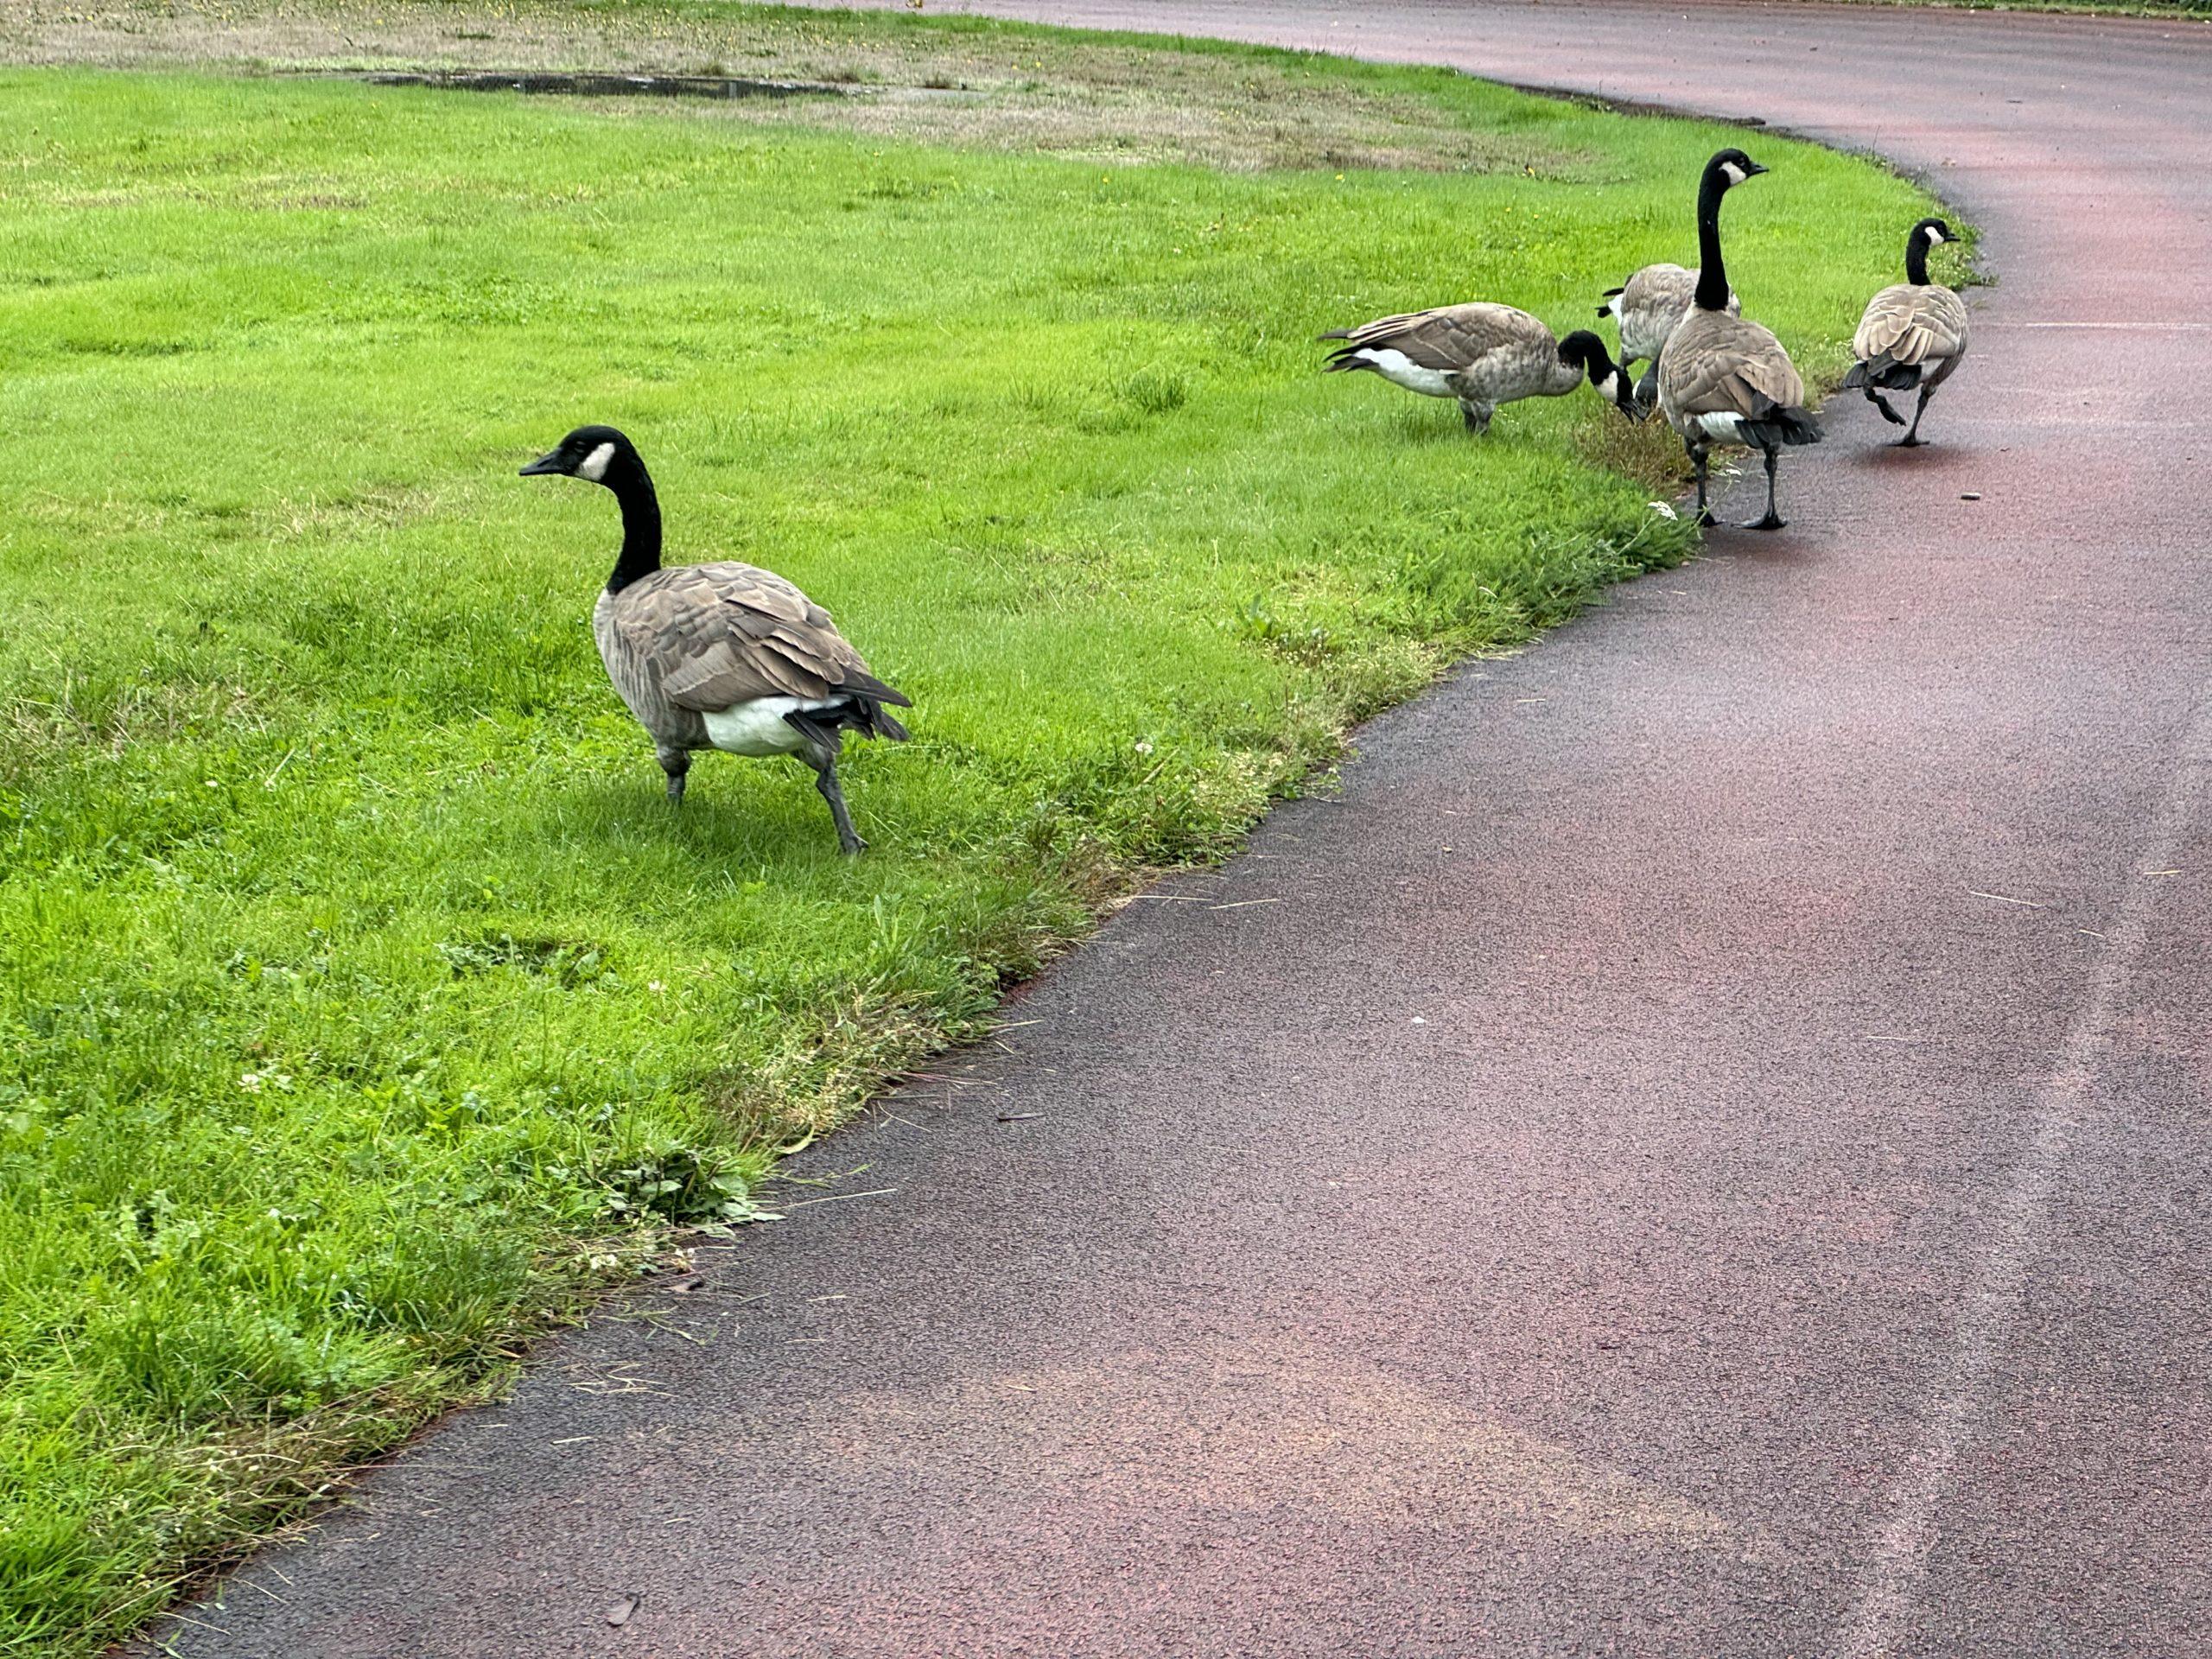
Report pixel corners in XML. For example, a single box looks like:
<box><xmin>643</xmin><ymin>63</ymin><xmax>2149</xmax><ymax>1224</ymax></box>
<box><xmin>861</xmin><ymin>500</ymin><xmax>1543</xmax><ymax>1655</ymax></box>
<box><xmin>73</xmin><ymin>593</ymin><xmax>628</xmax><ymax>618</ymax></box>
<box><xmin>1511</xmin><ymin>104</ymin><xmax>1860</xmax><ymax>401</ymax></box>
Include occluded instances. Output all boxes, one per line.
<box><xmin>1322</xmin><ymin>302</ymin><xmax>1545</xmax><ymax>371</ymax></box>
<box><xmin>1853</xmin><ymin>283</ymin><xmax>1970</xmax><ymax>370</ymax></box>
<box><xmin>1664</xmin><ymin>313</ymin><xmax>1808</xmax><ymax>417</ymax></box>
<box><xmin>612</xmin><ymin>563</ymin><xmax>912</xmax><ymax>715</ymax></box>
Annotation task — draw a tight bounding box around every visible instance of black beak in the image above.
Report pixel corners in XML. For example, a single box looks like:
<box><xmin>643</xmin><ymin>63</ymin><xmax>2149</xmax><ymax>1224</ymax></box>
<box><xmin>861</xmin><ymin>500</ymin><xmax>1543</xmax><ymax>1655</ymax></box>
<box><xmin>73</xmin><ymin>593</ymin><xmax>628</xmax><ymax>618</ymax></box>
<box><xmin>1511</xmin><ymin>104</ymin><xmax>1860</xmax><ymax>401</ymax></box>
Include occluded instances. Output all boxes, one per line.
<box><xmin>518</xmin><ymin>451</ymin><xmax>566</xmax><ymax>477</ymax></box>
<box><xmin>1744</xmin><ymin>161</ymin><xmax>1770</xmax><ymax>176</ymax></box>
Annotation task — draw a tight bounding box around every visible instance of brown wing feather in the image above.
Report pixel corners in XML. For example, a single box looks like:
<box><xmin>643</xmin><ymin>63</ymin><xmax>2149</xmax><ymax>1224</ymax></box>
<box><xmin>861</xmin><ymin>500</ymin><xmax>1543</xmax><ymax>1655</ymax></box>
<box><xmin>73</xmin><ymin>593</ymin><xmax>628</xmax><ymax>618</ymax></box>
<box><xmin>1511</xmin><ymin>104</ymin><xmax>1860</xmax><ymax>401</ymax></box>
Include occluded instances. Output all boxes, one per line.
<box><xmin>1660</xmin><ymin>310</ymin><xmax>1807</xmax><ymax>420</ymax></box>
<box><xmin>1853</xmin><ymin>283</ymin><xmax>1969</xmax><ymax>368</ymax></box>
<box><xmin>1326</xmin><ymin>302</ymin><xmax>1547</xmax><ymax>372</ymax></box>
<box><xmin>610</xmin><ymin>563</ymin><xmax>909</xmax><ymax>714</ymax></box>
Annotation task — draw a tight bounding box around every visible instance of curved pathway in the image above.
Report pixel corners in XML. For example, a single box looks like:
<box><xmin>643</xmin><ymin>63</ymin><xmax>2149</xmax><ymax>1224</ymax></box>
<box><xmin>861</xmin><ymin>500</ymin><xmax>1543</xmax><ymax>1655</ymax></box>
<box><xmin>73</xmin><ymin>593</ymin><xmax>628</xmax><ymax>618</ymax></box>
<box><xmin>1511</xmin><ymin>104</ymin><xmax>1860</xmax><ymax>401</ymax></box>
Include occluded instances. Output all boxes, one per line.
<box><xmin>166</xmin><ymin>5</ymin><xmax>2212</xmax><ymax>1656</ymax></box>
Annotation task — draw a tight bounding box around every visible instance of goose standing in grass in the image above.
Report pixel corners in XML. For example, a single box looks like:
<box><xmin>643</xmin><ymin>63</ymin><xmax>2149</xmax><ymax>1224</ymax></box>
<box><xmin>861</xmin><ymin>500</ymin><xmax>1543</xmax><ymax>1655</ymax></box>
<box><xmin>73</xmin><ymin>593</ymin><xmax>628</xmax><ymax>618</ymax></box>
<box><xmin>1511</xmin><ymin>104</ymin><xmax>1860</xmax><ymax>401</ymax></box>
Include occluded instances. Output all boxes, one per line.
<box><xmin>1843</xmin><ymin>218</ymin><xmax>1969</xmax><ymax>448</ymax></box>
<box><xmin>520</xmin><ymin>425</ymin><xmax>910</xmax><ymax>855</ymax></box>
<box><xmin>1320</xmin><ymin>304</ymin><xmax>1639</xmax><ymax>433</ymax></box>
<box><xmin>1598</xmin><ymin>263</ymin><xmax>1738</xmax><ymax>416</ymax></box>
<box><xmin>1656</xmin><ymin>149</ymin><xmax>1823</xmax><ymax>531</ymax></box>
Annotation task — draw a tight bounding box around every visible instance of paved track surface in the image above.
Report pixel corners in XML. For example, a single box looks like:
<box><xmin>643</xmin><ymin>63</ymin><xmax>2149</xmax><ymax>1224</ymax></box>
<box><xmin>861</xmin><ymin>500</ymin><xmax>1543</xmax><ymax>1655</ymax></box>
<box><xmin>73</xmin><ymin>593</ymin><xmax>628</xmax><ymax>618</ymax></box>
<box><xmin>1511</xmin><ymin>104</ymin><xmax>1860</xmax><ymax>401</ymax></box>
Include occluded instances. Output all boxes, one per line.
<box><xmin>163</xmin><ymin>5</ymin><xmax>2212</xmax><ymax>1656</ymax></box>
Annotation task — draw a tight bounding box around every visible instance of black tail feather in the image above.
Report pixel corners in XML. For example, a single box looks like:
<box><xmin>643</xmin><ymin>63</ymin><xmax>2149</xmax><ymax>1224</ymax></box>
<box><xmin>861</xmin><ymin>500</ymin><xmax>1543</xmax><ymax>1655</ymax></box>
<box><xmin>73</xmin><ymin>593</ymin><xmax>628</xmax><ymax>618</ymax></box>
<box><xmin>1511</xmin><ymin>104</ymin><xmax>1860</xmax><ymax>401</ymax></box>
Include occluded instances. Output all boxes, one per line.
<box><xmin>1846</xmin><ymin>355</ymin><xmax>1920</xmax><ymax>391</ymax></box>
<box><xmin>787</xmin><ymin>696</ymin><xmax>912</xmax><ymax>749</ymax></box>
<box><xmin>1742</xmin><ymin>406</ymin><xmax>1823</xmax><ymax>448</ymax></box>
<box><xmin>833</xmin><ymin>664</ymin><xmax>911</xmax><ymax>709</ymax></box>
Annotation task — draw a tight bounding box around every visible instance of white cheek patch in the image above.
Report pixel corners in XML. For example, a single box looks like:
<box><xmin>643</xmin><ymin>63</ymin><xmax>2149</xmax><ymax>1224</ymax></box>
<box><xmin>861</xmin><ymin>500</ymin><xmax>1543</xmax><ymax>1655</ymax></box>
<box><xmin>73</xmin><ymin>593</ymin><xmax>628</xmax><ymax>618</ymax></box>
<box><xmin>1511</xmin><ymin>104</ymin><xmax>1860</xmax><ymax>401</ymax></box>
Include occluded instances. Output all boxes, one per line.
<box><xmin>1597</xmin><ymin>372</ymin><xmax>1620</xmax><ymax>400</ymax></box>
<box><xmin>577</xmin><ymin>441</ymin><xmax>616</xmax><ymax>483</ymax></box>
<box><xmin>1925</xmin><ymin>227</ymin><xmax>1947</xmax><ymax>245</ymax></box>
<box><xmin>1722</xmin><ymin>162</ymin><xmax>1747</xmax><ymax>185</ymax></box>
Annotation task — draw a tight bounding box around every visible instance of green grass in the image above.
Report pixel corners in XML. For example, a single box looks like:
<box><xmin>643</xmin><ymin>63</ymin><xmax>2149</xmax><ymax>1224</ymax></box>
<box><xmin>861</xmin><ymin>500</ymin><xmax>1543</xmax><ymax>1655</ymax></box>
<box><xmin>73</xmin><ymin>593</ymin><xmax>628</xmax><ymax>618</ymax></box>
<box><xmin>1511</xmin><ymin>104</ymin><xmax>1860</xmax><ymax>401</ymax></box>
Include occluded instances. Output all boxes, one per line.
<box><xmin>0</xmin><ymin>10</ymin><xmax>1948</xmax><ymax>1652</ymax></box>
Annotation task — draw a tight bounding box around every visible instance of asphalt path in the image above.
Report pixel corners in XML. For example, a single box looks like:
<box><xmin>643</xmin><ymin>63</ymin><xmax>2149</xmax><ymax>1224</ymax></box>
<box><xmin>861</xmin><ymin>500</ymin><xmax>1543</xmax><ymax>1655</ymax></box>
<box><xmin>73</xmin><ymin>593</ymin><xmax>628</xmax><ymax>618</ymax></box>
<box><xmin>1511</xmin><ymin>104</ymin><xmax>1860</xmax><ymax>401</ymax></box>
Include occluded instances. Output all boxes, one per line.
<box><xmin>160</xmin><ymin>4</ymin><xmax>2212</xmax><ymax>1655</ymax></box>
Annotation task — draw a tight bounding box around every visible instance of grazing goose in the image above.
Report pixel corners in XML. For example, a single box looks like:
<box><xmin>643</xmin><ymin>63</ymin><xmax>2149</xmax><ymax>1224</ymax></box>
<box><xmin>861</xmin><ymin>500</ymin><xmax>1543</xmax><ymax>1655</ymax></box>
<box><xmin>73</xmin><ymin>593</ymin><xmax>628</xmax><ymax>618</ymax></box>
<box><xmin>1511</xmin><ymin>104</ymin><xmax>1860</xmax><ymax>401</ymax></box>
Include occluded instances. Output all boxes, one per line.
<box><xmin>1656</xmin><ymin>149</ymin><xmax>1823</xmax><ymax>531</ymax></box>
<box><xmin>520</xmin><ymin>425</ymin><xmax>910</xmax><ymax>855</ymax></box>
<box><xmin>1843</xmin><ymin>218</ymin><xmax>1969</xmax><ymax>448</ymax></box>
<box><xmin>1598</xmin><ymin>263</ymin><xmax>1738</xmax><ymax>416</ymax></box>
<box><xmin>1321</xmin><ymin>305</ymin><xmax>1638</xmax><ymax>433</ymax></box>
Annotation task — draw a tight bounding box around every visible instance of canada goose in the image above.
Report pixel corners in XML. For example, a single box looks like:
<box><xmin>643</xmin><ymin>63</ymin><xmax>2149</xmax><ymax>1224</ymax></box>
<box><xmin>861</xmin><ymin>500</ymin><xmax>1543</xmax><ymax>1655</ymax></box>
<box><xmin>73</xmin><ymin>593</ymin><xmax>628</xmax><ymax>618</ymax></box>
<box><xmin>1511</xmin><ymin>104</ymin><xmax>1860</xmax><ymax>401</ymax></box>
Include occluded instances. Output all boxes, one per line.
<box><xmin>1843</xmin><ymin>218</ymin><xmax>1969</xmax><ymax>448</ymax></box>
<box><xmin>1321</xmin><ymin>305</ymin><xmax>1638</xmax><ymax>433</ymax></box>
<box><xmin>520</xmin><ymin>425</ymin><xmax>910</xmax><ymax>855</ymax></box>
<box><xmin>1656</xmin><ymin>149</ymin><xmax>1823</xmax><ymax>531</ymax></box>
<box><xmin>1597</xmin><ymin>264</ymin><xmax>1738</xmax><ymax>416</ymax></box>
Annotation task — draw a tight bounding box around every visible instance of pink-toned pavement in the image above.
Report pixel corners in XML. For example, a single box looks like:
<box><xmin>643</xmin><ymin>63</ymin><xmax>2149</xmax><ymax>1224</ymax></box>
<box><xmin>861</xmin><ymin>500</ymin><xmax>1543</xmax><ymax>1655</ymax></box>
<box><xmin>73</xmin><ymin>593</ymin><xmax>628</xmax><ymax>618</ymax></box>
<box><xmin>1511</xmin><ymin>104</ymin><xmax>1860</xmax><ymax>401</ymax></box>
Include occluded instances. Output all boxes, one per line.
<box><xmin>160</xmin><ymin>5</ymin><xmax>2212</xmax><ymax>1656</ymax></box>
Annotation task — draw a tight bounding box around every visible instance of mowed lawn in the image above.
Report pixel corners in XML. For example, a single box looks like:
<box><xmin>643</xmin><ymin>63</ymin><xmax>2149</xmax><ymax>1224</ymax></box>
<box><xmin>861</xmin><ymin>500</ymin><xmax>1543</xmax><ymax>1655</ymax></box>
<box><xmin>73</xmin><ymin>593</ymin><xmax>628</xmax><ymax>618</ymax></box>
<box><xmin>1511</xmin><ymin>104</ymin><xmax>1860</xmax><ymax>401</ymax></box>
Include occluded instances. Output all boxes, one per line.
<box><xmin>0</xmin><ymin>16</ymin><xmax>1942</xmax><ymax>1652</ymax></box>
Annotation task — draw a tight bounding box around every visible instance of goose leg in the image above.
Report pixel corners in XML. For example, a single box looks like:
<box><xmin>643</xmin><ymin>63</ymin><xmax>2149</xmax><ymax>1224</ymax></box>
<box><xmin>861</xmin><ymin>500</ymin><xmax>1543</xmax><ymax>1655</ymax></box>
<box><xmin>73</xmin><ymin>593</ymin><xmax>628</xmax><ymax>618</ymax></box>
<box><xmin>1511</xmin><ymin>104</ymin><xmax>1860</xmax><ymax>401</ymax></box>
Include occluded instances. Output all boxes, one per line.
<box><xmin>1687</xmin><ymin>435</ymin><xmax>1715</xmax><ymax>528</ymax></box>
<box><xmin>1748</xmin><ymin>444</ymin><xmax>1786</xmax><ymax>531</ymax></box>
<box><xmin>1459</xmin><ymin>399</ymin><xmax>1493</xmax><ymax>436</ymax></box>
<box><xmin>1865</xmin><ymin>386</ymin><xmax>1907</xmax><ymax>427</ymax></box>
<box><xmin>804</xmin><ymin>750</ymin><xmax>866</xmax><ymax>855</ymax></box>
<box><xmin>658</xmin><ymin>745</ymin><xmax>690</xmax><ymax>804</ymax></box>
<box><xmin>1634</xmin><ymin>364</ymin><xmax>1660</xmax><ymax>418</ymax></box>
<box><xmin>1897</xmin><ymin>385</ymin><xmax>1936</xmax><ymax>448</ymax></box>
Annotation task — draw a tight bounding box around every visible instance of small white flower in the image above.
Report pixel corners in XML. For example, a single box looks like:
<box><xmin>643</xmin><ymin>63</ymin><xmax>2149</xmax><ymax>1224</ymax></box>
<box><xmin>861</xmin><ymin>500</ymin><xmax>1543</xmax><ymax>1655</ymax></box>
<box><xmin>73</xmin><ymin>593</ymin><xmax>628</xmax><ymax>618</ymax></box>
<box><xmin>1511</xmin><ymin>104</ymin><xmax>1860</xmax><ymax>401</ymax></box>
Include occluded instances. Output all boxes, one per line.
<box><xmin>238</xmin><ymin>1071</ymin><xmax>264</xmax><ymax>1093</ymax></box>
<box><xmin>1134</xmin><ymin>740</ymin><xmax>1154</xmax><ymax>755</ymax></box>
<box><xmin>1648</xmin><ymin>500</ymin><xmax>1680</xmax><ymax>521</ymax></box>
<box><xmin>648</xmin><ymin>980</ymin><xmax>666</xmax><ymax>995</ymax></box>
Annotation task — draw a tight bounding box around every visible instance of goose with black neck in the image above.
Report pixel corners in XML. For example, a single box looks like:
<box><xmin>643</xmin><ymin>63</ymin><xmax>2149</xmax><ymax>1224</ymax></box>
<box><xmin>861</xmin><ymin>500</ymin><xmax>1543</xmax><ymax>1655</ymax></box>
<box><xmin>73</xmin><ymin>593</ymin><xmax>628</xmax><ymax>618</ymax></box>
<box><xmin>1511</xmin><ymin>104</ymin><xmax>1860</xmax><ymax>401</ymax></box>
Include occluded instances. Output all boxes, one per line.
<box><xmin>1844</xmin><ymin>217</ymin><xmax>1970</xmax><ymax>447</ymax></box>
<box><xmin>520</xmin><ymin>425</ymin><xmax>911</xmax><ymax>855</ymax></box>
<box><xmin>1656</xmin><ymin>149</ymin><xmax>1823</xmax><ymax>531</ymax></box>
<box><xmin>1597</xmin><ymin>262</ymin><xmax>1738</xmax><ymax>417</ymax></box>
<box><xmin>1319</xmin><ymin>303</ymin><xmax>1641</xmax><ymax>433</ymax></box>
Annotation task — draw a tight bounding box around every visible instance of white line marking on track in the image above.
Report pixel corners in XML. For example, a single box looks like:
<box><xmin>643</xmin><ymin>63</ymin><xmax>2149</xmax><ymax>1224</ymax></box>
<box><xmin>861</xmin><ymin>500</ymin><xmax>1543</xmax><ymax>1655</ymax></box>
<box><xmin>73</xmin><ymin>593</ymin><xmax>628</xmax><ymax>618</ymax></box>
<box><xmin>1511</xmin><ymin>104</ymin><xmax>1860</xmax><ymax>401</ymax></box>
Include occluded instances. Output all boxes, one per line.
<box><xmin>1838</xmin><ymin>684</ymin><xmax>2211</xmax><ymax>1658</ymax></box>
<box><xmin>1978</xmin><ymin>321</ymin><xmax>2212</xmax><ymax>331</ymax></box>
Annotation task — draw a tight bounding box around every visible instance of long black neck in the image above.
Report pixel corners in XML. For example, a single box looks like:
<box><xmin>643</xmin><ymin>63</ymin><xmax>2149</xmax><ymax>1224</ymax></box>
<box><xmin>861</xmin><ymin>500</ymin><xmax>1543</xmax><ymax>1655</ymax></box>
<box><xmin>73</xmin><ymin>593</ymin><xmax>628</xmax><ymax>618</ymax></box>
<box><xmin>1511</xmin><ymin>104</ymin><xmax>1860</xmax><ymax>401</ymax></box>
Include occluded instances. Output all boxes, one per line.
<box><xmin>1905</xmin><ymin>231</ymin><xmax>1931</xmax><ymax>287</ymax></box>
<box><xmin>1694</xmin><ymin>168</ymin><xmax>1732</xmax><ymax>312</ymax></box>
<box><xmin>604</xmin><ymin>454</ymin><xmax>663</xmax><ymax>594</ymax></box>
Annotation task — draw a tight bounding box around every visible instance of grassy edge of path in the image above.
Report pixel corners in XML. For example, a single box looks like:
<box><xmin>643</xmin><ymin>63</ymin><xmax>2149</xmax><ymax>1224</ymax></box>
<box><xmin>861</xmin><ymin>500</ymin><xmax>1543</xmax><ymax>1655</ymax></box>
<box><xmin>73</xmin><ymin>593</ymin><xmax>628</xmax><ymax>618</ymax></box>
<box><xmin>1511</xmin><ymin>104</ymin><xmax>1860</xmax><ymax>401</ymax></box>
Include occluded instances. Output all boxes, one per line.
<box><xmin>0</xmin><ymin>8</ymin><xmax>1955</xmax><ymax>1650</ymax></box>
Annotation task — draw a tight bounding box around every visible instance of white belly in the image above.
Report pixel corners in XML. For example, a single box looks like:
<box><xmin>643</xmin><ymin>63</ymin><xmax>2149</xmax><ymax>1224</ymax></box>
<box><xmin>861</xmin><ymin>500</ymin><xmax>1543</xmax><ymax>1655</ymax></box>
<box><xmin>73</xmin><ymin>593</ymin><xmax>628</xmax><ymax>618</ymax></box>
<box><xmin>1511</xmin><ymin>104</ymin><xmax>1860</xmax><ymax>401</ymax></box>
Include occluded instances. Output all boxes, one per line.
<box><xmin>702</xmin><ymin>696</ymin><xmax>833</xmax><ymax>758</ymax></box>
<box><xmin>1695</xmin><ymin>411</ymin><xmax>1749</xmax><ymax>442</ymax></box>
<box><xmin>1355</xmin><ymin>348</ymin><xmax>1459</xmax><ymax>399</ymax></box>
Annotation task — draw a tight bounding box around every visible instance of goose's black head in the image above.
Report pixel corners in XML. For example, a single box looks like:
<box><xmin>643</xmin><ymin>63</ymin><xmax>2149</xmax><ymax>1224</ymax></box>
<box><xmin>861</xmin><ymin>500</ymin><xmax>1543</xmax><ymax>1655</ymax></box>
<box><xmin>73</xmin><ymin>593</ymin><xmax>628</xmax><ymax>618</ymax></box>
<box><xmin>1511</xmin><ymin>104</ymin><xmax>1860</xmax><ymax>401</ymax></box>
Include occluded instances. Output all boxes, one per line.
<box><xmin>1707</xmin><ymin>148</ymin><xmax>1769</xmax><ymax>191</ymax></box>
<box><xmin>520</xmin><ymin>424</ymin><xmax>663</xmax><ymax>591</ymax></box>
<box><xmin>1905</xmin><ymin>217</ymin><xmax>1953</xmax><ymax>283</ymax></box>
<box><xmin>1558</xmin><ymin>329</ymin><xmax>1640</xmax><ymax>420</ymax></box>
<box><xmin>520</xmin><ymin>424</ymin><xmax>640</xmax><ymax>487</ymax></box>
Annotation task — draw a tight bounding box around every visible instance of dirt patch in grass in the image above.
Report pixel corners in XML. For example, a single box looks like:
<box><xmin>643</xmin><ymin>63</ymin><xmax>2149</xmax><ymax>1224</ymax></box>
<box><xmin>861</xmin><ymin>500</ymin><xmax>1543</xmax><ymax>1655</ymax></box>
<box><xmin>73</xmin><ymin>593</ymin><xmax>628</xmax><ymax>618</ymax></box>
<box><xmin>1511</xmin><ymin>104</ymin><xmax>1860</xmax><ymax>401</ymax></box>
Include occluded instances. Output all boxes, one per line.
<box><xmin>0</xmin><ymin>0</ymin><xmax>1592</xmax><ymax>174</ymax></box>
